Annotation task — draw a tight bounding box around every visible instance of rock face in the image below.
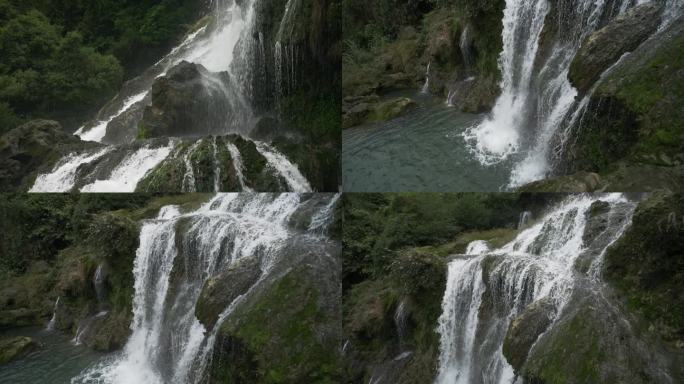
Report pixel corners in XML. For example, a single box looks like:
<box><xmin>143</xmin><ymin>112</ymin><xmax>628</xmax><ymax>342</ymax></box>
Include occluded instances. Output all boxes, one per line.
<box><xmin>604</xmin><ymin>193</ymin><xmax>684</xmax><ymax>349</ymax></box>
<box><xmin>569</xmin><ymin>2</ymin><xmax>663</xmax><ymax>94</ymax></box>
<box><xmin>0</xmin><ymin>336</ymin><xmax>40</xmax><ymax>364</ymax></box>
<box><xmin>207</xmin><ymin>243</ymin><xmax>342</xmax><ymax>383</ymax></box>
<box><xmin>195</xmin><ymin>256</ymin><xmax>262</xmax><ymax>331</ymax></box>
<box><xmin>518</xmin><ymin>171</ymin><xmax>601</xmax><ymax>192</ymax></box>
<box><xmin>557</xmin><ymin>15</ymin><xmax>684</xmax><ymax>183</ymax></box>
<box><xmin>0</xmin><ymin>120</ymin><xmax>83</xmax><ymax>191</ymax></box>
<box><xmin>139</xmin><ymin>61</ymin><xmax>235</xmax><ymax>139</ymax></box>
<box><xmin>502</xmin><ymin>298</ymin><xmax>555</xmax><ymax>372</ymax></box>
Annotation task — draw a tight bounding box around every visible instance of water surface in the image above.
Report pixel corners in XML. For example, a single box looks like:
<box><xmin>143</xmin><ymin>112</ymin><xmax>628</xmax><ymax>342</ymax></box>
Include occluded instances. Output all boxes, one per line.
<box><xmin>0</xmin><ymin>327</ymin><xmax>107</xmax><ymax>383</ymax></box>
<box><xmin>343</xmin><ymin>92</ymin><xmax>515</xmax><ymax>191</ymax></box>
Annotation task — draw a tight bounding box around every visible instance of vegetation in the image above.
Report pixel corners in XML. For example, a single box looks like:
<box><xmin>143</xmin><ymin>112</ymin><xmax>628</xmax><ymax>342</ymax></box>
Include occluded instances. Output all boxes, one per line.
<box><xmin>0</xmin><ymin>0</ymin><xmax>202</xmax><ymax>134</ymax></box>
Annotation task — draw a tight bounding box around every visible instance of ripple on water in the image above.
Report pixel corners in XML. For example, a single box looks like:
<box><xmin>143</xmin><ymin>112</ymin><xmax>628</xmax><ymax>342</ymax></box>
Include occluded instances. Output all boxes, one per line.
<box><xmin>342</xmin><ymin>92</ymin><xmax>516</xmax><ymax>192</ymax></box>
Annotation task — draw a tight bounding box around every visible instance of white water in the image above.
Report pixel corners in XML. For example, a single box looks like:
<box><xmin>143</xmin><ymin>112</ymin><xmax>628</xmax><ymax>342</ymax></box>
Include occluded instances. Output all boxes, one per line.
<box><xmin>75</xmin><ymin>92</ymin><xmax>149</xmax><ymax>143</ymax></box>
<box><xmin>76</xmin><ymin>0</ymin><xmax>256</xmax><ymax>143</ymax></box>
<box><xmin>225</xmin><ymin>142</ymin><xmax>251</xmax><ymax>191</ymax></box>
<box><xmin>212</xmin><ymin>137</ymin><xmax>221</xmax><ymax>192</ymax></box>
<box><xmin>422</xmin><ymin>62</ymin><xmax>431</xmax><ymax>94</ymax></box>
<box><xmin>256</xmin><ymin>142</ymin><xmax>312</xmax><ymax>192</ymax></box>
<box><xmin>436</xmin><ymin>194</ymin><xmax>636</xmax><ymax>384</ymax></box>
<box><xmin>30</xmin><ymin>147</ymin><xmax>111</xmax><ymax>192</ymax></box>
<box><xmin>463</xmin><ymin>0</ymin><xmax>681</xmax><ymax>187</ymax></box>
<box><xmin>182</xmin><ymin>141</ymin><xmax>203</xmax><ymax>193</ymax></box>
<box><xmin>71</xmin><ymin>193</ymin><xmax>338</xmax><ymax>384</ymax></box>
<box><xmin>46</xmin><ymin>297</ymin><xmax>60</xmax><ymax>331</ymax></box>
<box><xmin>518</xmin><ymin>210</ymin><xmax>532</xmax><ymax>229</ymax></box>
<box><xmin>80</xmin><ymin>144</ymin><xmax>174</xmax><ymax>192</ymax></box>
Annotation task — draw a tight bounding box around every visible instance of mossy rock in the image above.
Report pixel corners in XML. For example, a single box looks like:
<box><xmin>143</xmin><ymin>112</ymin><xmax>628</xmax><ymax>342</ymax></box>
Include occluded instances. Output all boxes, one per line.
<box><xmin>211</xmin><ymin>264</ymin><xmax>341</xmax><ymax>383</ymax></box>
<box><xmin>0</xmin><ymin>336</ymin><xmax>40</xmax><ymax>364</ymax></box>
<box><xmin>604</xmin><ymin>192</ymin><xmax>684</xmax><ymax>346</ymax></box>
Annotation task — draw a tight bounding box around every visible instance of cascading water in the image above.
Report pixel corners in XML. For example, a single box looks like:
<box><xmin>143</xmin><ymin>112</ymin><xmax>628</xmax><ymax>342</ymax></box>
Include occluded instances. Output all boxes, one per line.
<box><xmin>71</xmin><ymin>193</ymin><xmax>339</xmax><ymax>384</ymax></box>
<box><xmin>517</xmin><ymin>210</ymin><xmax>532</xmax><ymax>229</ymax></box>
<box><xmin>464</xmin><ymin>0</ymin><xmax>682</xmax><ymax>187</ymax></box>
<box><xmin>225</xmin><ymin>142</ymin><xmax>251</xmax><ymax>191</ymax></box>
<box><xmin>422</xmin><ymin>62</ymin><xmax>431</xmax><ymax>94</ymax></box>
<box><xmin>182</xmin><ymin>141</ymin><xmax>203</xmax><ymax>193</ymax></box>
<box><xmin>256</xmin><ymin>142</ymin><xmax>313</xmax><ymax>192</ymax></box>
<box><xmin>46</xmin><ymin>297</ymin><xmax>60</xmax><ymax>331</ymax></box>
<box><xmin>435</xmin><ymin>194</ymin><xmax>638</xmax><ymax>384</ymax></box>
<box><xmin>29</xmin><ymin>148</ymin><xmax>111</xmax><ymax>193</ymax></box>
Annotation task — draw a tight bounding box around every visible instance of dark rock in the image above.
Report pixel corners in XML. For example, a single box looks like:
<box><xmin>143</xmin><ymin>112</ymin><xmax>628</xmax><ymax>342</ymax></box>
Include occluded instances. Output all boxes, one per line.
<box><xmin>569</xmin><ymin>2</ymin><xmax>663</xmax><ymax>95</ymax></box>
<box><xmin>195</xmin><ymin>256</ymin><xmax>262</xmax><ymax>331</ymax></box>
<box><xmin>0</xmin><ymin>120</ymin><xmax>83</xmax><ymax>191</ymax></box>
<box><xmin>518</xmin><ymin>171</ymin><xmax>601</xmax><ymax>192</ymax></box>
<box><xmin>0</xmin><ymin>336</ymin><xmax>40</xmax><ymax>364</ymax></box>
<box><xmin>371</xmin><ymin>98</ymin><xmax>417</xmax><ymax>122</ymax></box>
<box><xmin>102</xmin><ymin>96</ymin><xmax>150</xmax><ymax>144</ymax></box>
<box><xmin>139</xmin><ymin>61</ymin><xmax>236</xmax><ymax>138</ymax></box>
<box><xmin>249</xmin><ymin>116</ymin><xmax>280</xmax><ymax>141</ymax></box>
<box><xmin>503</xmin><ymin>298</ymin><xmax>555</xmax><ymax>372</ymax></box>
<box><xmin>77</xmin><ymin>310</ymin><xmax>132</xmax><ymax>351</ymax></box>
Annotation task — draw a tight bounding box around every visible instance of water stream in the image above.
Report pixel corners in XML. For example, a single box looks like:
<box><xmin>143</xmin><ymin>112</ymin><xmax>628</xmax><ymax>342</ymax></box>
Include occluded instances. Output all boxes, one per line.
<box><xmin>435</xmin><ymin>194</ymin><xmax>639</xmax><ymax>384</ymax></box>
<box><xmin>69</xmin><ymin>193</ymin><xmax>338</xmax><ymax>384</ymax></box>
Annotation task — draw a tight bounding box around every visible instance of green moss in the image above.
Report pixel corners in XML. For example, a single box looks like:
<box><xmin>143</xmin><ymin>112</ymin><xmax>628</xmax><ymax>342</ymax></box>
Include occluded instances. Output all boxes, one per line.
<box><xmin>604</xmin><ymin>193</ymin><xmax>684</xmax><ymax>345</ymax></box>
<box><xmin>136</xmin><ymin>123</ymin><xmax>148</xmax><ymax>140</ymax></box>
<box><xmin>215</xmin><ymin>266</ymin><xmax>340</xmax><ymax>383</ymax></box>
<box><xmin>188</xmin><ymin>138</ymin><xmax>217</xmax><ymax>192</ymax></box>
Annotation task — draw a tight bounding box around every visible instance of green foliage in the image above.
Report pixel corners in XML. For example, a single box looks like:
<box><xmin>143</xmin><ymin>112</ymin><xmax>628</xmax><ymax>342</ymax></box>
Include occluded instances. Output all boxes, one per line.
<box><xmin>342</xmin><ymin>193</ymin><xmax>521</xmax><ymax>285</ymax></box>
<box><xmin>0</xmin><ymin>0</ymin><xmax>201</xmax><ymax>133</ymax></box>
<box><xmin>281</xmin><ymin>91</ymin><xmax>340</xmax><ymax>145</ymax></box>
<box><xmin>0</xmin><ymin>194</ymin><xmax>153</xmax><ymax>275</ymax></box>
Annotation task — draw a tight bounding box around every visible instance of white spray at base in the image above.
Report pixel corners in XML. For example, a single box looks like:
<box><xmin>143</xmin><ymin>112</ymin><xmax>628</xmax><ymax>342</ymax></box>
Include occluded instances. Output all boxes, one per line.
<box><xmin>435</xmin><ymin>194</ymin><xmax>636</xmax><ymax>384</ymax></box>
<box><xmin>463</xmin><ymin>0</ymin><xmax>683</xmax><ymax>187</ymax></box>
<box><xmin>71</xmin><ymin>193</ymin><xmax>339</xmax><ymax>384</ymax></box>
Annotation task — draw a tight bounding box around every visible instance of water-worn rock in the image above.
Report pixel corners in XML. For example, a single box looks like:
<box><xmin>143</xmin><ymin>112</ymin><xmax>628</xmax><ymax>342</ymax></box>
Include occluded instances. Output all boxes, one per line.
<box><xmin>518</xmin><ymin>171</ymin><xmax>601</xmax><ymax>192</ymax></box>
<box><xmin>0</xmin><ymin>120</ymin><xmax>83</xmax><ymax>191</ymax></box>
<box><xmin>139</xmin><ymin>61</ymin><xmax>235</xmax><ymax>139</ymax></box>
<box><xmin>503</xmin><ymin>298</ymin><xmax>555</xmax><ymax>372</ymax></box>
<box><xmin>195</xmin><ymin>256</ymin><xmax>261</xmax><ymax>331</ymax></box>
<box><xmin>0</xmin><ymin>336</ymin><xmax>40</xmax><ymax>364</ymax></box>
<box><xmin>569</xmin><ymin>2</ymin><xmax>663</xmax><ymax>95</ymax></box>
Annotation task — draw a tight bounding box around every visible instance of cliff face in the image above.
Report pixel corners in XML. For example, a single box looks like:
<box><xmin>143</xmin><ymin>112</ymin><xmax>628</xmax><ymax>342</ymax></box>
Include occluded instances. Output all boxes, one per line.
<box><xmin>341</xmin><ymin>0</ymin><xmax>505</xmax><ymax>128</ymax></box>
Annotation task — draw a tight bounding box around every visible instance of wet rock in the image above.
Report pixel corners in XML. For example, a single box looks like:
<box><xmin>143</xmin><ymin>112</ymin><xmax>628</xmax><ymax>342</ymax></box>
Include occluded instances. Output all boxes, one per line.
<box><xmin>569</xmin><ymin>2</ymin><xmax>663</xmax><ymax>95</ymax></box>
<box><xmin>195</xmin><ymin>256</ymin><xmax>262</xmax><ymax>331</ymax></box>
<box><xmin>0</xmin><ymin>308</ymin><xmax>40</xmax><ymax>329</ymax></box>
<box><xmin>250</xmin><ymin>117</ymin><xmax>280</xmax><ymax>141</ymax></box>
<box><xmin>372</xmin><ymin>98</ymin><xmax>417</xmax><ymax>122</ymax></box>
<box><xmin>139</xmin><ymin>61</ymin><xmax>235</xmax><ymax>138</ymax></box>
<box><xmin>503</xmin><ymin>298</ymin><xmax>555</xmax><ymax>372</ymax></box>
<box><xmin>102</xmin><ymin>97</ymin><xmax>149</xmax><ymax>144</ymax></box>
<box><xmin>0</xmin><ymin>120</ymin><xmax>83</xmax><ymax>191</ymax></box>
<box><xmin>77</xmin><ymin>310</ymin><xmax>132</xmax><ymax>351</ymax></box>
<box><xmin>518</xmin><ymin>171</ymin><xmax>601</xmax><ymax>192</ymax></box>
<box><xmin>0</xmin><ymin>336</ymin><xmax>40</xmax><ymax>364</ymax></box>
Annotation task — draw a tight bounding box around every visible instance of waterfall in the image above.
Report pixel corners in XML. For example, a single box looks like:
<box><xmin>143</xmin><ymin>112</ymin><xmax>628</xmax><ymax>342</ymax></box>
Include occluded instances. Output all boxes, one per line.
<box><xmin>225</xmin><ymin>142</ymin><xmax>251</xmax><ymax>191</ymax></box>
<box><xmin>394</xmin><ymin>300</ymin><xmax>409</xmax><ymax>349</ymax></box>
<box><xmin>46</xmin><ymin>297</ymin><xmax>60</xmax><ymax>331</ymax></box>
<box><xmin>79</xmin><ymin>143</ymin><xmax>175</xmax><ymax>192</ymax></box>
<box><xmin>517</xmin><ymin>211</ymin><xmax>532</xmax><ymax>229</ymax></box>
<box><xmin>255</xmin><ymin>142</ymin><xmax>312</xmax><ymax>192</ymax></box>
<box><xmin>460</xmin><ymin>26</ymin><xmax>472</xmax><ymax>69</ymax></box>
<box><xmin>212</xmin><ymin>137</ymin><xmax>221</xmax><ymax>192</ymax></box>
<box><xmin>93</xmin><ymin>264</ymin><xmax>107</xmax><ymax>308</ymax></box>
<box><xmin>75</xmin><ymin>0</ymin><xmax>257</xmax><ymax>144</ymax></box>
<box><xmin>463</xmin><ymin>0</ymin><xmax>680</xmax><ymax>187</ymax></box>
<box><xmin>71</xmin><ymin>193</ymin><xmax>338</xmax><ymax>384</ymax></box>
<box><xmin>436</xmin><ymin>194</ymin><xmax>637</xmax><ymax>384</ymax></box>
<box><xmin>422</xmin><ymin>62</ymin><xmax>431</xmax><ymax>94</ymax></box>
<box><xmin>182</xmin><ymin>141</ymin><xmax>202</xmax><ymax>193</ymax></box>
<box><xmin>29</xmin><ymin>147</ymin><xmax>111</xmax><ymax>193</ymax></box>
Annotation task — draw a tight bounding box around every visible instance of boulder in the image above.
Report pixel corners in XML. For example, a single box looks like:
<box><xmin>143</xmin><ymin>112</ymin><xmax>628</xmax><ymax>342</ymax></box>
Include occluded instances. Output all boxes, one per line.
<box><xmin>518</xmin><ymin>171</ymin><xmax>601</xmax><ymax>192</ymax></box>
<box><xmin>371</xmin><ymin>98</ymin><xmax>417</xmax><ymax>122</ymax></box>
<box><xmin>0</xmin><ymin>336</ymin><xmax>40</xmax><ymax>364</ymax></box>
<box><xmin>139</xmin><ymin>61</ymin><xmax>235</xmax><ymax>138</ymax></box>
<box><xmin>569</xmin><ymin>2</ymin><xmax>663</xmax><ymax>94</ymax></box>
<box><xmin>0</xmin><ymin>120</ymin><xmax>83</xmax><ymax>191</ymax></box>
<box><xmin>502</xmin><ymin>298</ymin><xmax>555</xmax><ymax>372</ymax></box>
<box><xmin>195</xmin><ymin>256</ymin><xmax>262</xmax><ymax>330</ymax></box>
